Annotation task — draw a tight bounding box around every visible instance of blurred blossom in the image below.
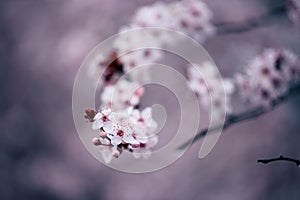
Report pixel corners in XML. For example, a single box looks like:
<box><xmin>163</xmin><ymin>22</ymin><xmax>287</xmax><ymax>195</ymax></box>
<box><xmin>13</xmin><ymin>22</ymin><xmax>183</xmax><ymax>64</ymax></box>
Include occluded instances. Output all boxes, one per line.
<box><xmin>114</xmin><ymin>26</ymin><xmax>163</xmax><ymax>73</ymax></box>
<box><xmin>234</xmin><ymin>48</ymin><xmax>300</xmax><ymax>106</ymax></box>
<box><xmin>187</xmin><ymin>61</ymin><xmax>234</xmax><ymax>119</ymax></box>
<box><xmin>100</xmin><ymin>79</ymin><xmax>144</xmax><ymax>110</ymax></box>
<box><xmin>88</xmin><ymin>0</ymin><xmax>215</xmax><ymax>83</ymax></box>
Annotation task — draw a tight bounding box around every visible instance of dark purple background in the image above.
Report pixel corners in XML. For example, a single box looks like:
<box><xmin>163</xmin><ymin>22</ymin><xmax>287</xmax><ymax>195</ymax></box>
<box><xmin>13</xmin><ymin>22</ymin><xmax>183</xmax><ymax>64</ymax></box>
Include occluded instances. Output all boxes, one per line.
<box><xmin>0</xmin><ymin>0</ymin><xmax>300</xmax><ymax>199</ymax></box>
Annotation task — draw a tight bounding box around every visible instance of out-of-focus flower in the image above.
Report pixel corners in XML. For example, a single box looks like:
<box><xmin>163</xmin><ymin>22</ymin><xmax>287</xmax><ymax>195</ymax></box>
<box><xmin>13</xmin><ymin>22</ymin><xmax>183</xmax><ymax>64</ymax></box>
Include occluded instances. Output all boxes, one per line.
<box><xmin>288</xmin><ymin>0</ymin><xmax>300</xmax><ymax>29</ymax></box>
<box><xmin>187</xmin><ymin>61</ymin><xmax>234</xmax><ymax>119</ymax></box>
<box><xmin>100</xmin><ymin>80</ymin><xmax>144</xmax><ymax>110</ymax></box>
<box><xmin>89</xmin><ymin>0</ymin><xmax>215</xmax><ymax>84</ymax></box>
<box><xmin>87</xmin><ymin>107</ymin><xmax>158</xmax><ymax>163</ymax></box>
<box><xmin>131</xmin><ymin>0</ymin><xmax>215</xmax><ymax>43</ymax></box>
<box><xmin>129</xmin><ymin>107</ymin><xmax>158</xmax><ymax>143</ymax></box>
<box><xmin>234</xmin><ymin>48</ymin><xmax>300</xmax><ymax>105</ymax></box>
<box><xmin>113</xmin><ymin>26</ymin><xmax>163</xmax><ymax>82</ymax></box>
<box><xmin>132</xmin><ymin>136</ymin><xmax>159</xmax><ymax>159</ymax></box>
<box><xmin>131</xmin><ymin>2</ymin><xmax>173</xmax><ymax>29</ymax></box>
<box><xmin>129</xmin><ymin>107</ymin><xmax>156</xmax><ymax>127</ymax></box>
<box><xmin>87</xmin><ymin>51</ymin><xmax>124</xmax><ymax>83</ymax></box>
<box><xmin>171</xmin><ymin>0</ymin><xmax>215</xmax><ymax>42</ymax></box>
<box><xmin>93</xmin><ymin>137</ymin><xmax>119</xmax><ymax>163</ymax></box>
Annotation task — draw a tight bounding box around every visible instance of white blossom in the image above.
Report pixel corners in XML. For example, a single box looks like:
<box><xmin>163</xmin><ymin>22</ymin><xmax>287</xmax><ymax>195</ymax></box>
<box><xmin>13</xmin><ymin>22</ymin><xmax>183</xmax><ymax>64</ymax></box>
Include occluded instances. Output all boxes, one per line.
<box><xmin>89</xmin><ymin>107</ymin><xmax>158</xmax><ymax>163</ymax></box>
<box><xmin>128</xmin><ymin>107</ymin><xmax>158</xmax><ymax>143</ymax></box>
<box><xmin>113</xmin><ymin>26</ymin><xmax>163</xmax><ymax>83</ymax></box>
<box><xmin>92</xmin><ymin>108</ymin><xmax>115</xmax><ymax>131</ymax></box>
<box><xmin>131</xmin><ymin>2</ymin><xmax>173</xmax><ymax>29</ymax></box>
<box><xmin>106</xmin><ymin>118</ymin><xmax>139</xmax><ymax>146</ymax></box>
<box><xmin>131</xmin><ymin>0</ymin><xmax>215</xmax><ymax>43</ymax></box>
<box><xmin>187</xmin><ymin>61</ymin><xmax>234</xmax><ymax>119</ymax></box>
<box><xmin>234</xmin><ymin>48</ymin><xmax>300</xmax><ymax>105</ymax></box>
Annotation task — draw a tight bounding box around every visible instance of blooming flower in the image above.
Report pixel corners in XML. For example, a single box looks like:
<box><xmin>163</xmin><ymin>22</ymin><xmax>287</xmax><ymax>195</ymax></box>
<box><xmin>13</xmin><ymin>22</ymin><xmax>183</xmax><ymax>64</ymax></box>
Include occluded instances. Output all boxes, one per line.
<box><xmin>128</xmin><ymin>107</ymin><xmax>158</xmax><ymax>143</ymax></box>
<box><xmin>234</xmin><ymin>48</ymin><xmax>300</xmax><ymax>105</ymax></box>
<box><xmin>106</xmin><ymin>118</ymin><xmax>139</xmax><ymax>146</ymax></box>
<box><xmin>87</xmin><ymin>107</ymin><xmax>158</xmax><ymax>163</ymax></box>
<box><xmin>92</xmin><ymin>108</ymin><xmax>115</xmax><ymax>131</ymax></box>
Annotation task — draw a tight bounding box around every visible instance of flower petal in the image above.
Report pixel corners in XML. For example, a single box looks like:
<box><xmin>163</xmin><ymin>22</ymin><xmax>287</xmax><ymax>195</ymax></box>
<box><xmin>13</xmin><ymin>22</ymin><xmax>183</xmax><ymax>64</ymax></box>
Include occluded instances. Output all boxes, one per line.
<box><xmin>111</xmin><ymin>136</ymin><xmax>122</xmax><ymax>146</ymax></box>
<box><xmin>101</xmin><ymin>148</ymin><xmax>113</xmax><ymax>163</ymax></box>
<box><xmin>92</xmin><ymin>120</ymin><xmax>104</xmax><ymax>130</ymax></box>
<box><xmin>103</xmin><ymin>121</ymin><xmax>113</xmax><ymax>133</ymax></box>
<box><xmin>93</xmin><ymin>113</ymin><xmax>102</xmax><ymax>121</ymax></box>
<box><xmin>123</xmin><ymin>135</ymin><xmax>138</xmax><ymax>144</ymax></box>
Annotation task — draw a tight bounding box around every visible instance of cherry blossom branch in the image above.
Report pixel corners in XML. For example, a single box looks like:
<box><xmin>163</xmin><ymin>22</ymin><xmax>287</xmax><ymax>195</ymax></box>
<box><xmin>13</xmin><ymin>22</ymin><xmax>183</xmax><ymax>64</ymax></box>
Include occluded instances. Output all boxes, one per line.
<box><xmin>178</xmin><ymin>82</ymin><xmax>300</xmax><ymax>150</ymax></box>
<box><xmin>215</xmin><ymin>3</ymin><xmax>287</xmax><ymax>35</ymax></box>
<box><xmin>258</xmin><ymin>155</ymin><xmax>300</xmax><ymax>167</ymax></box>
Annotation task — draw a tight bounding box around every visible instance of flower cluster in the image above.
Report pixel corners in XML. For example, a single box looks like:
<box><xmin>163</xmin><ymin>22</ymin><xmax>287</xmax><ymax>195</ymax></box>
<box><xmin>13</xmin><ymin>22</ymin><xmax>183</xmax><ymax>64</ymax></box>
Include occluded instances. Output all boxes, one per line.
<box><xmin>235</xmin><ymin>48</ymin><xmax>300</xmax><ymax>105</ymax></box>
<box><xmin>131</xmin><ymin>0</ymin><xmax>215</xmax><ymax>42</ymax></box>
<box><xmin>113</xmin><ymin>27</ymin><xmax>163</xmax><ymax>83</ymax></box>
<box><xmin>187</xmin><ymin>61</ymin><xmax>234</xmax><ymax>119</ymax></box>
<box><xmin>85</xmin><ymin>107</ymin><xmax>158</xmax><ymax>163</ymax></box>
<box><xmin>84</xmin><ymin>0</ymin><xmax>300</xmax><ymax>164</ymax></box>
<box><xmin>88</xmin><ymin>0</ymin><xmax>215</xmax><ymax>83</ymax></box>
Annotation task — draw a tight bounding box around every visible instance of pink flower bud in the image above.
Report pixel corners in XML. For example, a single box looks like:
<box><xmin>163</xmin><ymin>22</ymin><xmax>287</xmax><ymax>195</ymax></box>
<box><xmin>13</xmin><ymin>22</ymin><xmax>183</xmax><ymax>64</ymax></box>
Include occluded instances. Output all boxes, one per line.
<box><xmin>99</xmin><ymin>131</ymin><xmax>107</xmax><ymax>138</ymax></box>
<box><xmin>112</xmin><ymin>149</ymin><xmax>120</xmax><ymax>158</ymax></box>
<box><xmin>92</xmin><ymin>137</ymin><xmax>101</xmax><ymax>145</ymax></box>
<box><xmin>134</xmin><ymin>87</ymin><xmax>145</xmax><ymax>97</ymax></box>
<box><xmin>131</xmin><ymin>142</ymin><xmax>141</xmax><ymax>148</ymax></box>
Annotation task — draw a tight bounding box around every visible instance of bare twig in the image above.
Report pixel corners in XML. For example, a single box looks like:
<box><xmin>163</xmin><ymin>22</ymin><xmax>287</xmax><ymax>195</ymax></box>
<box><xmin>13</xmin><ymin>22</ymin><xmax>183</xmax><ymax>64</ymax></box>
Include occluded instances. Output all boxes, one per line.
<box><xmin>258</xmin><ymin>155</ymin><xmax>300</xmax><ymax>167</ymax></box>
<box><xmin>178</xmin><ymin>82</ymin><xmax>300</xmax><ymax>150</ymax></box>
<box><xmin>215</xmin><ymin>3</ymin><xmax>287</xmax><ymax>35</ymax></box>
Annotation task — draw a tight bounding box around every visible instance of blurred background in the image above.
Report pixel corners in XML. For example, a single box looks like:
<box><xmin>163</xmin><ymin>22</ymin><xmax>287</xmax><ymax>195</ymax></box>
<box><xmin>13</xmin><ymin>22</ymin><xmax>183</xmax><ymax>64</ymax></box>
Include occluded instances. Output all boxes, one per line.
<box><xmin>0</xmin><ymin>0</ymin><xmax>300</xmax><ymax>199</ymax></box>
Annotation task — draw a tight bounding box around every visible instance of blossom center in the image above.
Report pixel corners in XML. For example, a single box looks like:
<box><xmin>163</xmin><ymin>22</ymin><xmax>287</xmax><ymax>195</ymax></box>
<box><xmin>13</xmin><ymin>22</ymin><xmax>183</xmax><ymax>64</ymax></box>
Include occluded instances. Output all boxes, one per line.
<box><xmin>102</xmin><ymin>115</ymin><xmax>108</xmax><ymax>122</ymax></box>
<box><xmin>117</xmin><ymin>130</ymin><xmax>124</xmax><ymax>137</ymax></box>
<box><xmin>138</xmin><ymin>117</ymin><xmax>144</xmax><ymax>123</ymax></box>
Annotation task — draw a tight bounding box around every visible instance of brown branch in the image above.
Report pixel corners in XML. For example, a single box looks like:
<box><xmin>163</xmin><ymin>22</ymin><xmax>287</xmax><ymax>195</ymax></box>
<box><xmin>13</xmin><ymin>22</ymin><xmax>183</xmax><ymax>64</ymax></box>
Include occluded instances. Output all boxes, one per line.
<box><xmin>177</xmin><ymin>82</ymin><xmax>300</xmax><ymax>150</ymax></box>
<box><xmin>215</xmin><ymin>3</ymin><xmax>287</xmax><ymax>35</ymax></box>
<box><xmin>258</xmin><ymin>155</ymin><xmax>300</xmax><ymax>167</ymax></box>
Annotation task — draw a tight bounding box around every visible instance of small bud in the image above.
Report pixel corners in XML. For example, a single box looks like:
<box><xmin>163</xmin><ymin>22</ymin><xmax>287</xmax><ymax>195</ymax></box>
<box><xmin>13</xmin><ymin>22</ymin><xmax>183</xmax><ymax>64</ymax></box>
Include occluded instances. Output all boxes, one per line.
<box><xmin>131</xmin><ymin>142</ymin><xmax>141</xmax><ymax>148</ymax></box>
<box><xmin>134</xmin><ymin>87</ymin><xmax>145</xmax><ymax>97</ymax></box>
<box><xmin>99</xmin><ymin>131</ymin><xmax>107</xmax><ymax>138</ymax></box>
<box><xmin>92</xmin><ymin>137</ymin><xmax>101</xmax><ymax>145</ymax></box>
<box><xmin>112</xmin><ymin>149</ymin><xmax>120</xmax><ymax>158</ymax></box>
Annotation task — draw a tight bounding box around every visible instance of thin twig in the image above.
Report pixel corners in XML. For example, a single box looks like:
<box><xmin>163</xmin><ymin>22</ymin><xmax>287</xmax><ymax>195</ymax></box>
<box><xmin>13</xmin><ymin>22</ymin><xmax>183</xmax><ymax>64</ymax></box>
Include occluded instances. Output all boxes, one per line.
<box><xmin>258</xmin><ymin>155</ymin><xmax>300</xmax><ymax>167</ymax></box>
<box><xmin>177</xmin><ymin>82</ymin><xmax>300</xmax><ymax>150</ymax></box>
<box><xmin>215</xmin><ymin>3</ymin><xmax>287</xmax><ymax>35</ymax></box>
